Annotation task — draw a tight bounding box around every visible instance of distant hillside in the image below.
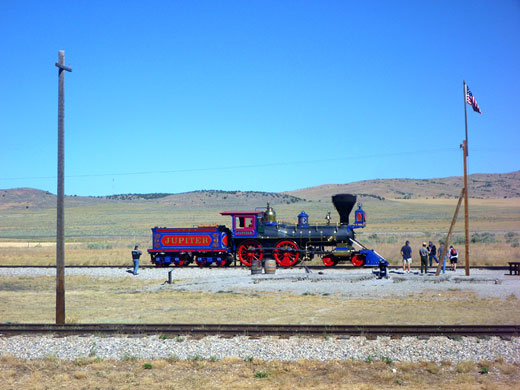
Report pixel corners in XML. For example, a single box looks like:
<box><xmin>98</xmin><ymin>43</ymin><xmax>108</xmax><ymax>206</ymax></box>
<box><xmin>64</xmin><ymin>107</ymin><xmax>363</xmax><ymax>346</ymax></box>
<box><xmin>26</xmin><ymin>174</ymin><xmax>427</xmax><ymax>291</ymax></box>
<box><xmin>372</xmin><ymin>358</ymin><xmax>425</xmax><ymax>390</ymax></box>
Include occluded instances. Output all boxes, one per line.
<box><xmin>0</xmin><ymin>188</ymin><xmax>57</xmax><ymax>210</ymax></box>
<box><xmin>284</xmin><ymin>171</ymin><xmax>520</xmax><ymax>201</ymax></box>
<box><xmin>108</xmin><ymin>190</ymin><xmax>303</xmax><ymax>208</ymax></box>
<box><xmin>0</xmin><ymin>188</ymin><xmax>107</xmax><ymax>210</ymax></box>
<box><xmin>0</xmin><ymin>188</ymin><xmax>303</xmax><ymax>210</ymax></box>
<box><xmin>1</xmin><ymin>171</ymin><xmax>518</xmax><ymax>210</ymax></box>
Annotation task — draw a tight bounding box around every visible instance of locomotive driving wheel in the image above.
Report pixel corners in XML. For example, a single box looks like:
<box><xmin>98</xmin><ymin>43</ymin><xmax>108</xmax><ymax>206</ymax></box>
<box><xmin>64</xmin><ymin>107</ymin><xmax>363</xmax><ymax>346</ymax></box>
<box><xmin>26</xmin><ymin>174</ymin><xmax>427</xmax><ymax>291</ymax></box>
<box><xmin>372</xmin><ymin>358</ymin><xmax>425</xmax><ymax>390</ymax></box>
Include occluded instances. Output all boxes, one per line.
<box><xmin>273</xmin><ymin>240</ymin><xmax>300</xmax><ymax>267</ymax></box>
<box><xmin>237</xmin><ymin>240</ymin><xmax>263</xmax><ymax>267</ymax></box>
<box><xmin>322</xmin><ymin>255</ymin><xmax>338</xmax><ymax>267</ymax></box>
<box><xmin>351</xmin><ymin>254</ymin><xmax>365</xmax><ymax>267</ymax></box>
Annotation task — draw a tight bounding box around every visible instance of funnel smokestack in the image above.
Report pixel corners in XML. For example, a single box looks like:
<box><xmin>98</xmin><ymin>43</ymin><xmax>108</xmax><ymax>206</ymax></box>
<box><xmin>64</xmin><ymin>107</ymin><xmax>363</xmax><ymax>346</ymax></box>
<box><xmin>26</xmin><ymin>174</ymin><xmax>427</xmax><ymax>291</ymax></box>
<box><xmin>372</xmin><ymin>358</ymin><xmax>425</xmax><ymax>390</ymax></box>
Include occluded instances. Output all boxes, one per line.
<box><xmin>332</xmin><ymin>194</ymin><xmax>357</xmax><ymax>225</ymax></box>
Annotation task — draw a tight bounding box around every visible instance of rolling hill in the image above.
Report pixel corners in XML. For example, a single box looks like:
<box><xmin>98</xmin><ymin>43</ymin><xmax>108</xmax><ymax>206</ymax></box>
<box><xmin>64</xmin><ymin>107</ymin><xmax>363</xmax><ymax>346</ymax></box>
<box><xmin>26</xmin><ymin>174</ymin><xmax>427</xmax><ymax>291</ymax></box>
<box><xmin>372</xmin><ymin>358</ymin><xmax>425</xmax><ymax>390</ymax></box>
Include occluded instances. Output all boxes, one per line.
<box><xmin>284</xmin><ymin>171</ymin><xmax>520</xmax><ymax>201</ymax></box>
<box><xmin>1</xmin><ymin>171</ymin><xmax>519</xmax><ymax>210</ymax></box>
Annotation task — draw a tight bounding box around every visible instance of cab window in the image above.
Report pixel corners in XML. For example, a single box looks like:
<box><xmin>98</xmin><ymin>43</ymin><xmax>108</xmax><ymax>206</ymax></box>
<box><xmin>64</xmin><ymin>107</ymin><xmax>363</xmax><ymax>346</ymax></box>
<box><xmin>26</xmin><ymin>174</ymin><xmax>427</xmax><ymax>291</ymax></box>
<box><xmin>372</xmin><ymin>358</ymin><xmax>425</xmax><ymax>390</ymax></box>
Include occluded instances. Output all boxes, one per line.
<box><xmin>235</xmin><ymin>216</ymin><xmax>254</xmax><ymax>228</ymax></box>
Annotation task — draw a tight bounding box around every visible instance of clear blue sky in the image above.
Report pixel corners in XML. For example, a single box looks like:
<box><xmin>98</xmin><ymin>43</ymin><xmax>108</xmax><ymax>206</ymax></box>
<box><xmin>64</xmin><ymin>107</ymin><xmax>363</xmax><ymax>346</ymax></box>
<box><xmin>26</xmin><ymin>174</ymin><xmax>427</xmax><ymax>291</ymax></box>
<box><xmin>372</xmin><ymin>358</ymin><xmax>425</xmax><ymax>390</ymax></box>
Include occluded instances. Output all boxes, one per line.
<box><xmin>1</xmin><ymin>0</ymin><xmax>518</xmax><ymax>196</ymax></box>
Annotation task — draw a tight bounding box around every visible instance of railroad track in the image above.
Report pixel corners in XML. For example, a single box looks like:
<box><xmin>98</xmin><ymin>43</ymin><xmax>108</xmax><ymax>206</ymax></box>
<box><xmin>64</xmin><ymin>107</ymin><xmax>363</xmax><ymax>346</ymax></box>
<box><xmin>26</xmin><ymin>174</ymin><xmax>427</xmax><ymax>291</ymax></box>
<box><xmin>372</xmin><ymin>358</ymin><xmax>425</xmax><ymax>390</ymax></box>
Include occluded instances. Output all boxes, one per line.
<box><xmin>0</xmin><ymin>324</ymin><xmax>518</xmax><ymax>339</ymax></box>
<box><xmin>0</xmin><ymin>265</ymin><xmax>509</xmax><ymax>270</ymax></box>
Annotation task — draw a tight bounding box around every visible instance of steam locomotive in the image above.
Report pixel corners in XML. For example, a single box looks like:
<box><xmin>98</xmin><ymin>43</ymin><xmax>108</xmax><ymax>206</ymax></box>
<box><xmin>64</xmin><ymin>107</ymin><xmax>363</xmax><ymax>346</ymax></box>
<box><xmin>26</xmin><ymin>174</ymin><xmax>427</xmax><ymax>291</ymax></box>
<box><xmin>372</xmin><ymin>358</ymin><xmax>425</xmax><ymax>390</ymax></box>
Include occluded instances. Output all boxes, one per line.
<box><xmin>147</xmin><ymin>194</ymin><xmax>387</xmax><ymax>267</ymax></box>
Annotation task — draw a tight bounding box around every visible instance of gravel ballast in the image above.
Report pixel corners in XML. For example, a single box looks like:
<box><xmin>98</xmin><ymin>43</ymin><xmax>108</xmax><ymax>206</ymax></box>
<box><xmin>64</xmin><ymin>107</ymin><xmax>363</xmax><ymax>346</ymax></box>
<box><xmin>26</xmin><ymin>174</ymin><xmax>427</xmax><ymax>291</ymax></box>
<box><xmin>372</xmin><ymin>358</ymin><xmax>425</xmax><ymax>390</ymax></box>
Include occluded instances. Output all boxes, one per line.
<box><xmin>1</xmin><ymin>266</ymin><xmax>519</xmax><ymax>362</ymax></box>
<box><xmin>1</xmin><ymin>335</ymin><xmax>519</xmax><ymax>363</ymax></box>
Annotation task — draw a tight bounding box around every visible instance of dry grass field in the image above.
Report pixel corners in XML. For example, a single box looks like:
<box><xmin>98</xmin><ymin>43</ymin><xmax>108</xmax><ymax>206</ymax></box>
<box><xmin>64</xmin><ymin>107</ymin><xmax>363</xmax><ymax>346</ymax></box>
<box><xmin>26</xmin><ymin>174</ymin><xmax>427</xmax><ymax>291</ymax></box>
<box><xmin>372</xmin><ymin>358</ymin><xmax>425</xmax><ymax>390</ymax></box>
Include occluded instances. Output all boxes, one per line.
<box><xmin>1</xmin><ymin>275</ymin><xmax>519</xmax><ymax>324</ymax></box>
<box><xmin>1</xmin><ymin>354</ymin><xmax>519</xmax><ymax>390</ymax></box>
<box><xmin>0</xmin><ymin>196</ymin><xmax>519</xmax><ymax>266</ymax></box>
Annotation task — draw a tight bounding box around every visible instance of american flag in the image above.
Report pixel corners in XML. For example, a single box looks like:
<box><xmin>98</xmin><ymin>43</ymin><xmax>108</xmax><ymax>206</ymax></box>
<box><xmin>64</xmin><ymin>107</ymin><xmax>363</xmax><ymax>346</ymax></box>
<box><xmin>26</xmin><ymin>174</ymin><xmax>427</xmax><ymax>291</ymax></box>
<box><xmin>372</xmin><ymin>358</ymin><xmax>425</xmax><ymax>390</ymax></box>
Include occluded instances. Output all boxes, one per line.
<box><xmin>466</xmin><ymin>86</ymin><xmax>481</xmax><ymax>114</ymax></box>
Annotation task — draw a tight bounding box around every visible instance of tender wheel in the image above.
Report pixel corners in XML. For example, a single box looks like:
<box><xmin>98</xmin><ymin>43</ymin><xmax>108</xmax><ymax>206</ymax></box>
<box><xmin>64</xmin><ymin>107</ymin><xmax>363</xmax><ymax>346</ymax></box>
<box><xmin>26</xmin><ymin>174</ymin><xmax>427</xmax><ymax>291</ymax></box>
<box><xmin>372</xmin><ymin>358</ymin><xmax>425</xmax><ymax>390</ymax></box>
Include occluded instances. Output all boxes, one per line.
<box><xmin>175</xmin><ymin>254</ymin><xmax>191</xmax><ymax>267</ymax></box>
<box><xmin>216</xmin><ymin>254</ymin><xmax>228</xmax><ymax>267</ymax></box>
<box><xmin>351</xmin><ymin>254</ymin><xmax>365</xmax><ymax>267</ymax></box>
<box><xmin>225</xmin><ymin>254</ymin><xmax>234</xmax><ymax>266</ymax></box>
<box><xmin>273</xmin><ymin>240</ymin><xmax>300</xmax><ymax>267</ymax></box>
<box><xmin>322</xmin><ymin>255</ymin><xmax>338</xmax><ymax>267</ymax></box>
<box><xmin>237</xmin><ymin>240</ymin><xmax>264</xmax><ymax>267</ymax></box>
<box><xmin>152</xmin><ymin>255</ymin><xmax>167</xmax><ymax>267</ymax></box>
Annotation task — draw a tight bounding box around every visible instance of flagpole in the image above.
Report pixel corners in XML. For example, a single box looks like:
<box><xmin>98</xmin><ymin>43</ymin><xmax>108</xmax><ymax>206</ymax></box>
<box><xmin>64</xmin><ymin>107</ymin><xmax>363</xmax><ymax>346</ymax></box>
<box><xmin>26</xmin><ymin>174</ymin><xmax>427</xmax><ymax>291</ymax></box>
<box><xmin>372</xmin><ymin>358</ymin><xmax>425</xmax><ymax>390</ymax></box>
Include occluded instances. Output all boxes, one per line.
<box><xmin>462</xmin><ymin>80</ymin><xmax>470</xmax><ymax>276</ymax></box>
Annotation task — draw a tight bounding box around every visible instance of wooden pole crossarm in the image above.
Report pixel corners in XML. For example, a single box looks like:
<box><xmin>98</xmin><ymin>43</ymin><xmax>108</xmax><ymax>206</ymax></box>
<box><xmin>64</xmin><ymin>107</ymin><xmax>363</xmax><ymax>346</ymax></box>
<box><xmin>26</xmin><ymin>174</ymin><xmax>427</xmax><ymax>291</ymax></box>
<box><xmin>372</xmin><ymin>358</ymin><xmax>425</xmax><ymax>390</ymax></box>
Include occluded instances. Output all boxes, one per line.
<box><xmin>55</xmin><ymin>63</ymin><xmax>72</xmax><ymax>72</ymax></box>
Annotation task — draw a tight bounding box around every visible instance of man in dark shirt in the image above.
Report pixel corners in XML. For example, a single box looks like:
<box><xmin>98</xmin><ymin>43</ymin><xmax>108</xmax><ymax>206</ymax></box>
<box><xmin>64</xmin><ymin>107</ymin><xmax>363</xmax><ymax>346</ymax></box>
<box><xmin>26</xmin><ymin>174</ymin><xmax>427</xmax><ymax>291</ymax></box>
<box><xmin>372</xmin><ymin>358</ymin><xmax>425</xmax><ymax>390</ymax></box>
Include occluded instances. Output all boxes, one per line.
<box><xmin>428</xmin><ymin>241</ymin><xmax>438</xmax><ymax>267</ymax></box>
<box><xmin>131</xmin><ymin>245</ymin><xmax>142</xmax><ymax>275</ymax></box>
<box><xmin>400</xmin><ymin>240</ymin><xmax>412</xmax><ymax>273</ymax></box>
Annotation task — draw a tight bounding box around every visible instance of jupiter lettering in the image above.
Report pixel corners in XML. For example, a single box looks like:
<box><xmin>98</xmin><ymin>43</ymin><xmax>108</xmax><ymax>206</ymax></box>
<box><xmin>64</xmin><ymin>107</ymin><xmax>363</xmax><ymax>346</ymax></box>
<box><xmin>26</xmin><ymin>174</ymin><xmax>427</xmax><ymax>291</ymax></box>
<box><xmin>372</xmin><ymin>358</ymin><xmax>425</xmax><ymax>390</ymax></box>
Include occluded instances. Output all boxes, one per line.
<box><xmin>161</xmin><ymin>235</ymin><xmax>211</xmax><ymax>246</ymax></box>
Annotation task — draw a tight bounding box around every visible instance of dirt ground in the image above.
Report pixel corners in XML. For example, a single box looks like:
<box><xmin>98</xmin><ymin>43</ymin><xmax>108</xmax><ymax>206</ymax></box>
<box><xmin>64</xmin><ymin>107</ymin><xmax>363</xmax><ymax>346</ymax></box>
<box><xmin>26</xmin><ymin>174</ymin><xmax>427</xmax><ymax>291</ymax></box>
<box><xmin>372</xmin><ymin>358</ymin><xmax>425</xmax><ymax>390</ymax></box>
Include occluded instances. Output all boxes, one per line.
<box><xmin>1</xmin><ymin>355</ymin><xmax>519</xmax><ymax>390</ymax></box>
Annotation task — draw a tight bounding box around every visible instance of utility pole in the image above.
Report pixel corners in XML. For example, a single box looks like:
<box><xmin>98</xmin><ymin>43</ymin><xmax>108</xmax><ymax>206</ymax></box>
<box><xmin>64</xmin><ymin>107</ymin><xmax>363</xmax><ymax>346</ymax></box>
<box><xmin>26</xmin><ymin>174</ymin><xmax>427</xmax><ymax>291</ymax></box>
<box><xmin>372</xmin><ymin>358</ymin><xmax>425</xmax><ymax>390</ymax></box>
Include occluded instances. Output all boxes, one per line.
<box><xmin>55</xmin><ymin>51</ymin><xmax>71</xmax><ymax>324</ymax></box>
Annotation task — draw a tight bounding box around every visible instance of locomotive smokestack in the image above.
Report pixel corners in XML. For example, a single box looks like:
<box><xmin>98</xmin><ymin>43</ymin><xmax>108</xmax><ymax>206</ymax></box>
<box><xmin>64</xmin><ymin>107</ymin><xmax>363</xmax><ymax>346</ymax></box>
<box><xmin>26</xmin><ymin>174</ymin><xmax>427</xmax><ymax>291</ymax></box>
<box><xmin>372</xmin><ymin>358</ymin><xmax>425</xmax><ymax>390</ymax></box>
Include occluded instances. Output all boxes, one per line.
<box><xmin>332</xmin><ymin>194</ymin><xmax>357</xmax><ymax>225</ymax></box>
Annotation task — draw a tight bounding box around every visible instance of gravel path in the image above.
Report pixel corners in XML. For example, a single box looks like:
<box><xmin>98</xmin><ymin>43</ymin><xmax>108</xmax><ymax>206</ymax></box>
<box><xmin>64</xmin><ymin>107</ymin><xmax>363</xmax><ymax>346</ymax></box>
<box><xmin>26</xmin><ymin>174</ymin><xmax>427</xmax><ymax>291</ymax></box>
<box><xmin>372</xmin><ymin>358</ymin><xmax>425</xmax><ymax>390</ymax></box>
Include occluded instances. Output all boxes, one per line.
<box><xmin>1</xmin><ymin>266</ymin><xmax>519</xmax><ymax>299</ymax></box>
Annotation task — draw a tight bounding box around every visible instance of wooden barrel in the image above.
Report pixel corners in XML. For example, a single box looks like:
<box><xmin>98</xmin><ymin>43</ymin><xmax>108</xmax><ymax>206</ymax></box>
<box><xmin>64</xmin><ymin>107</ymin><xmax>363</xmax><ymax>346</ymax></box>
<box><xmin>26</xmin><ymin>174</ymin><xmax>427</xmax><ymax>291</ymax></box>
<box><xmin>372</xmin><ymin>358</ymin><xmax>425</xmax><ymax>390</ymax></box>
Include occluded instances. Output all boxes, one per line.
<box><xmin>264</xmin><ymin>259</ymin><xmax>276</xmax><ymax>274</ymax></box>
<box><xmin>251</xmin><ymin>259</ymin><xmax>262</xmax><ymax>275</ymax></box>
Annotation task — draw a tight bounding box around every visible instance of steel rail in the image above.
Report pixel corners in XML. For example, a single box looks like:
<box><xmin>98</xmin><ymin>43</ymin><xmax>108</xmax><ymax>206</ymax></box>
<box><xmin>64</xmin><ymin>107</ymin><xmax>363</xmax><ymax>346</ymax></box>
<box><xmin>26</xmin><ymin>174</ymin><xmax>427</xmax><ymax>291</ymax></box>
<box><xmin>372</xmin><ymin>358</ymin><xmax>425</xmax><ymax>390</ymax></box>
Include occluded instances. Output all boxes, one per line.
<box><xmin>0</xmin><ymin>324</ymin><xmax>518</xmax><ymax>339</ymax></box>
<box><xmin>0</xmin><ymin>265</ymin><xmax>510</xmax><ymax>270</ymax></box>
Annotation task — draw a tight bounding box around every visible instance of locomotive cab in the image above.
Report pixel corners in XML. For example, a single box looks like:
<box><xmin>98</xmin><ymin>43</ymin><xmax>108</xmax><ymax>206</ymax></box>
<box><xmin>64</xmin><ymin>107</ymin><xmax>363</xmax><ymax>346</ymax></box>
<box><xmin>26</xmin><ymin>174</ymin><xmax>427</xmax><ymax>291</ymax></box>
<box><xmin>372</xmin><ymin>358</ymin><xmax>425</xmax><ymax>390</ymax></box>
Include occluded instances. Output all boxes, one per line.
<box><xmin>220</xmin><ymin>211</ymin><xmax>264</xmax><ymax>237</ymax></box>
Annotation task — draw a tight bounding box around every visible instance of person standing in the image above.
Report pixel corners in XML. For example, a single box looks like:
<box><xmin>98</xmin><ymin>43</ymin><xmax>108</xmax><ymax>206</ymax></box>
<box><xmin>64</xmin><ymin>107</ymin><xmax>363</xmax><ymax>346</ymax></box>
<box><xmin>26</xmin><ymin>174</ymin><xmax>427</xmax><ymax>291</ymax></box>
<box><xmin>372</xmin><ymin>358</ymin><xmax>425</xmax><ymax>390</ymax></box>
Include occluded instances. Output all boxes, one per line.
<box><xmin>428</xmin><ymin>241</ymin><xmax>438</xmax><ymax>267</ymax></box>
<box><xmin>131</xmin><ymin>245</ymin><xmax>142</xmax><ymax>275</ymax></box>
<box><xmin>449</xmin><ymin>245</ymin><xmax>458</xmax><ymax>271</ymax></box>
<box><xmin>438</xmin><ymin>241</ymin><xmax>446</xmax><ymax>274</ymax></box>
<box><xmin>400</xmin><ymin>240</ymin><xmax>412</xmax><ymax>273</ymax></box>
<box><xmin>419</xmin><ymin>242</ymin><xmax>429</xmax><ymax>274</ymax></box>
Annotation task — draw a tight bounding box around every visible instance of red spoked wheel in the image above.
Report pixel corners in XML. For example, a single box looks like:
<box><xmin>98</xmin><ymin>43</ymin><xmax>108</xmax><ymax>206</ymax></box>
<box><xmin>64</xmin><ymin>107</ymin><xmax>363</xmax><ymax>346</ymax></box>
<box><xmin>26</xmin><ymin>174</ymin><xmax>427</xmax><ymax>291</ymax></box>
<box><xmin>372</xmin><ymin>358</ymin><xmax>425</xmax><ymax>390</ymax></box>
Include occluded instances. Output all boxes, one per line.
<box><xmin>351</xmin><ymin>254</ymin><xmax>365</xmax><ymax>267</ymax></box>
<box><xmin>237</xmin><ymin>240</ymin><xmax>263</xmax><ymax>267</ymax></box>
<box><xmin>322</xmin><ymin>255</ymin><xmax>338</xmax><ymax>267</ymax></box>
<box><xmin>274</xmin><ymin>240</ymin><xmax>300</xmax><ymax>267</ymax></box>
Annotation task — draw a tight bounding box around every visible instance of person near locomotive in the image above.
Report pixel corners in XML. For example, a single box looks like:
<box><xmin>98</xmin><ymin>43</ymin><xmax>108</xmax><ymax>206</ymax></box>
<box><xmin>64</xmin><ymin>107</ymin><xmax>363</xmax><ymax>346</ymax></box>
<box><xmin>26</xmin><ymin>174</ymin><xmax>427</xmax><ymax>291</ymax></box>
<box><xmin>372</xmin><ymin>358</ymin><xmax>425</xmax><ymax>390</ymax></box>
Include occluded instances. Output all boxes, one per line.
<box><xmin>400</xmin><ymin>240</ymin><xmax>412</xmax><ymax>273</ymax></box>
<box><xmin>438</xmin><ymin>241</ymin><xmax>447</xmax><ymax>274</ymax></box>
<box><xmin>419</xmin><ymin>242</ymin><xmax>429</xmax><ymax>274</ymax></box>
<box><xmin>131</xmin><ymin>245</ymin><xmax>142</xmax><ymax>275</ymax></box>
<box><xmin>449</xmin><ymin>245</ymin><xmax>459</xmax><ymax>271</ymax></box>
<box><xmin>427</xmin><ymin>241</ymin><xmax>438</xmax><ymax>267</ymax></box>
